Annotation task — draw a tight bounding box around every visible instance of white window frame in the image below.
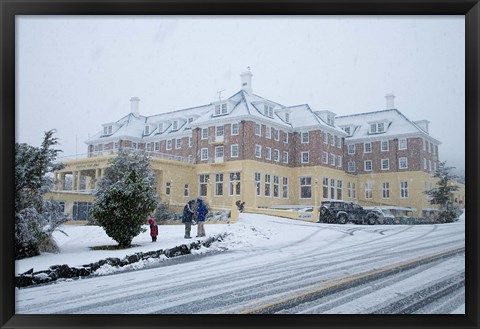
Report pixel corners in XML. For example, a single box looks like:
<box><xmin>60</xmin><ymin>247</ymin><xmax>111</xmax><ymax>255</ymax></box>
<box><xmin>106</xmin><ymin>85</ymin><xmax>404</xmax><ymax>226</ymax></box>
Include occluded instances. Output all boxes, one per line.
<box><xmin>172</xmin><ymin>120</ymin><xmax>179</xmax><ymax>131</ymax></box>
<box><xmin>301</xmin><ymin>151</ymin><xmax>309</xmax><ymax>164</ymax></box>
<box><xmin>283</xmin><ymin>131</ymin><xmax>288</xmax><ymax>143</ymax></box>
<box><xmin>382</xmin><ymin>182</ymin><xmax>390</xmax><ymax>199</ymax></box>
<box><xmin>330</xmin><ymin>153</ymin><xmax>336</xmax><ymax>166</ymax></box>
<box><xmin>214</xmin><ymin>103</ymin><xmax>228</xmax><ymax>116</ymax></box>
<box><xmin>215</xmin><ymin>173</ymin><xmax>224</xmax><ymax>196</ymax></box>
<box><xmin>283</xmin><ymin>151</ymin><xmax>289</xmax><ymax>164</ymax></box>
<box><xmin>299</xmin><ymin>177</ymin><xmax>312</xmax><ymax>199</ymax></box>
<box><xmin>189</xmin><ymin>137</ymin><xmax>192</xmax><ymax>148</ymax></box>
<box><xmin>231</xmin><ymin>144</ymin><xmax>239</xmax><ymax>158</ymax></box>
<box><xmin>231</xmin><ymin>123</ymin><xmax>239</xmax><ymax>135</ymax></box>
<box><xmin>255</xmin><ymin>145</ymin><xmax>262</xmax><ymax>158</ymax></box>
<box><xmin>255</xmin><ymin>123</ymin><xmax>262</xmax><ymax>136</ymax></box>
<box><xmin>398</xmin><ymin>138</ymin><xmax>407</xmax><ymax>150</ymax></box>
<box><xmin>265</xmin><ymin>174</ymin><xmax>271</xmax><ymax>197</ymax></box>
<box><xmin>175</xmin><ymin>138</ymin><xmax>182</xmax><ymax>149</ymax></box>
<box><xmin>255</xmin><ymin>172</ymin><xmax>261</xmax><ymax>196</ymax></box>
<box><xmin>215</xmin><ymin>146</ymin><xmax>224</xmax><ymax>158</ymax></box>
<box><xmin>381</xmin><ymin>140</ymin><xmax>389</xmax><ymax>152</ymax></box>
<box><xmin>199</xmin><ymin>174</ymin><xmax>209</xmax><ymax>197</ymax></box>
<box><xmin>322</xmin><ymin>152</ymin><xmax>328</xmax><ymax>164</ymax></box>
<box><xmin>274</xmin><ymin>149</ymin><xmax>280</xmax><ymax>162</ymax></box>
<box><xmin>201</xmin><ymin>148</ymin><xmax>208</xmax><ymax>161</ymax></box>
<box><xmin>323</xmin><ymin>131</ymin><xmax>328</xmax><ymax>144</ymax></box>
<box><xmin>216</xmin><ymin>125</ymin><xmax>224</xmax><ymax>137</ymax></box>
<box><xmin>337</xmin><ymin>155</ymin><xmax>342</xmax><ymax>168</ymax></box>
<box><xmin>266</xmin><ymin>147</ymin><xmax>272</xmax><ymax>160</ymax></box>
<box><xmin>201</xmin><ymin>128</ymin><xmax>208</xmax><ymax>140</ymax></box>
<box><xmin>364</xmin><ymin>160</ymin><xmax>373</xmax><ymax>172</ymax></box>
<box><xmin>144</xmin><ymin>125</ymin><xmax>150</xmax><ymax>135</ymax></box>
<box><xmin>400</xmin><ymin>181</ymin><xmax>409</xmax><ymax>198</ymax></box>
<box><xmin>274</xmin><ymin>129</ymin><xmax>279</xmax><ymax>141</ymax></box>
<box><xmin>301</xmin><ymin>131</ymin><xmax>309</xmax><ymax>144</ymax></box>
<box><xmin>365</xmin><ymin>182</ymin><xmax>373</xmax><ymax>199</ymax></box>
<box><xmin>282</xmin><ymin>177</ymin><xmax>289</xmax><ymax>198</ymax></box>
<box><xmin>266</xmin><ymin>126</ymin><xmax>272</xmax><ymax>139</ymax></box>
<box><xmin>364</xmin><ymin>142</ymin><xmax>372</xmax><ymax>153</ymax></box>
<box><xmin>264</xmin><ymin>104</ymin><xmax>274</xmax><ymax>118</ymax></box>
<box><xmin>399</xmin><ymin>157</ymin><xmax>408</xmax><ymax>169</ymax></box>
<box><xmin>381</xmin><ymin>159</ymin><xmax>390</xmax><ymax>171</ymax></box>
<box><xmin>273</xmin><ymin>175</ymin><xmax>280</xmax><ymax>198</ymax></box>
<box><xmin>166</xmin><ymin>140</ymin><xmax>172</xmax><ymax>150</ymax></box>
<box><xmin>348</xmin><ymin>161</ymin><xmax>356</xmax><ymax>173</ymax></box>
<box><xmin>348</xmin><ymin>144</ymin><xmax>356</xmax><ymax>155</ymax></box>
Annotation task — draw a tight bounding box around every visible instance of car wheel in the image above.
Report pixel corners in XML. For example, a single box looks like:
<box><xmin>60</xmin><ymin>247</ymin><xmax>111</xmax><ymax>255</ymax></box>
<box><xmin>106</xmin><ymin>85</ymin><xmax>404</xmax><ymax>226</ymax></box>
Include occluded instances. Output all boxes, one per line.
<box><xmin>338</xmin><ymin>214</ymin><xmax>347</xmax><ymax>224</ymax></box>
<box><xmin>367</xmin><ymin>215</ymin><xmax>377</xmax><ymax>225</ymax></box>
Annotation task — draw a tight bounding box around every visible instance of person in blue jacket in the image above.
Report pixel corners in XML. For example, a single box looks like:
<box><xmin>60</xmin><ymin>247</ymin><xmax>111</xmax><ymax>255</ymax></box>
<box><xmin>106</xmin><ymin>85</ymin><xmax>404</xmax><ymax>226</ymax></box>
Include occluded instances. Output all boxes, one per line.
<box><xmin>196</xmin><ymin>198</ymin><xmax>209</xmax><ymax>237</ymax></box>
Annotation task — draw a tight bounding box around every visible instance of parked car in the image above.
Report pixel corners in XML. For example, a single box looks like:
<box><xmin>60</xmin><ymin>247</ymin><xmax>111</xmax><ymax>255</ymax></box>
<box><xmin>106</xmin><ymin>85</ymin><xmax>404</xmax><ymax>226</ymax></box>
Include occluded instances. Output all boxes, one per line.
<box><xmin>318</xmin><ymin>200</ymin><xmax>380</xmax><ymax>224</ymax></box>
<box><xmin>363</xmin><ymin>207</ymin><xmax>395</xmax><ymax>224</ymax></box>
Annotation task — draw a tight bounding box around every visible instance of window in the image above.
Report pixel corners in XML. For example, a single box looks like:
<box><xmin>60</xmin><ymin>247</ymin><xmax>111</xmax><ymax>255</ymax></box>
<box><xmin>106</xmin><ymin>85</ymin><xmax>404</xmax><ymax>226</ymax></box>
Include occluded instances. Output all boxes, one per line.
<box><xmin>398</xmin><ymin>138</ymin><xmax>407</xmax><ymax>150</ymax></box>
<box><xmin>301</xmin><ymin>151</ymin><xmax>309</xmax><ymax>164</ymax></box>
<box><xmin>301</xmin><ymin>132</ymin><xmax>309</xmax><ymax>143</ymax></box>
<box><xmin>382</xmin><ymin>182</ymin><xmax>390</xmax><ymax>199</ymax></box>
<box><xmin>344</xmin><ymin>126</ymin><xmax>351</xmax><ymax>135</ymax></box>
<box><xmin>144</xmin><ymin>125</ymin><xmax>150</xmax><ymax>135</ymax></box>
<box><xmin>370</xmin><ymin>122</ymin><xmax>385</xmax><ymax>134</ymax></box>
<box><xmin>201</xmin><ymin>148</ymin><xmax>208</xmax><ymax>161</ymax></box>
<box><xmin>104</xmin><ymin>125</ymin><xmax>113</xmax><ymax>135</ymax></box>
<box><xmin>132</xmin><ymin>142</ymin><xmax>137</xmax><ymax>149</ymax></box>
<box><xmin>283</xmin><ymin>151</ymin><xmax>289</xmax><ymax>164</ymax></box>
<box><xmin>215</xmin><ymin>173</ymin><xmax>223</xmax><ymax>196</ymax></box>
<box><xmin>214</xmin><ymin>103</ymin><xmax>228</xmax><ymax>116</ymax></box>
<box><xmin>166</xmin><ymin>140</ymin><xmax>172</xmax><ymax>150</ymax></box>
<box><xmin>348</xmin><ymin>161</ymin><xmax>356</xmax><ymax>172</ymax></box>
<box><xmin>229</xmin><ymin>172</ymin><xmax>241</xmax><ymax>196</ymax></box>
<box><xmin>381</xmin><ymin>140</ymin><xmax>389</xmax><ymax>152</ymax></box>
<box><xmin>300</xmin><ymin>177</ymin><xmax>312</xmax><ymax>199</ymax></box>
<box><xmin>274</xmin><ymin>129</ymin><xmax>279</xmax><ymax>141</ymax></box>
<box><xmin>283</xmin><ymin>131</ymin><xmax>288</xmax><ymax>143</ymax></box>
<box><xmin>231</xmin><ymin>123</ymin><xmax>239</xmax><ymax>135</ymax></box>
<box><xmin>352</xmin><ymin>183</ymin><xmax>357</xmax><ymax>198</ymax></box>
<box><xmin>282</xmin><ymin>177</ymin><xmax>289</xmax><ymax>198</ymax></box>
<box><xmin>255</xmin><ymin>172</ymin><xmax>261</xmax><ymax>196</ymax></box>
<box><xmin>274</xmin><ymin>149</ymin><xmax>280</xmax><ymax>162</ymax></box>
<box><xmin>399</xmin><ymin>157</ymin><xmax>408</xmax><ymax>169</ymax></box>
<box><xmin>429</xmin><ymin>159</ymin><xmax>432</xmax><ymax>171</ymax></box>
<box><xmin>348</xmin><ymin>182</ymin><xmax>357</xmax><ymax>199</ymax></box>
<box><xmin>216</xmin><ymin>125</ymin><xmax>224</xmax><ymax>137</ymax></box>
<box><xmin>201</xmin><ymin>128</ymin><xmax>208</xmax><ymax>140</ymax></box>
<box><xmin>154</xmin><ymin>142</ymin><xmax>159</xmax><ymax>151</ymax></box>
<box><xmin>323</xmin><ymin>178</ymin><xmax>328</xmax><ymax>198</ymax></box>
<box><xmin>188</xmin><ymin>155</ymin><xmax>192</xmax><ymax>163</ymax></box>
<box><xmin>284</xmin><ymin>112</ymin><xmax>290</xmax><ymax>123</ymax></box>
<box><xmin>322</xmin><ymin>152</ymin><xmax>328</xmax><ymax>164</ymax></box>
<box><xmin>364</xmin><ymin>160</ymin><xmax>373</xmax><ymax>171</ymax></box>
<box><xmin>400</xmin><ymin>181</ymin><xmax>409</xmax><ymax>198</ymax></box>
<box><xmin>166</xmin><ymin>181</ymin><xmax>171</xmax><ymax>196</ymax></box>
<box><xmin>114</xmin><ymin>142</ymin><xmax>120</xmax><ymax>150</ymax></box>
<box><xmin>188</xmin><ymin>117</ymin><xmax>194</xmax><ymax>124</ymax></box>
<box><xmin>146</xmin><ymin>143</ymin><xmax>152</xmax><ymax>152</ymax></box>
<box><xmin>330</xmin><ymin>154</ymin><xmax>336</xmax><ymax>166</ymax></box>
<box><xmin>330</xmin><ymin>179</ymin><xmax>335</xmax><ymax>199</ymax></box>
<box><xmin>264</xmin><ymin>104</ymin><xmax>274</xmax><ymax>117</ymax></box>
<box><xmin>265</xmin><ymin>174</ymin><xmax>271</xmax><ymax>197</ymax></box>
<box><xmin>215</xmin><ymin>146</ymin><xmax>224</xmax><ymax>159</ymax></box>
<box><xmin>364</xmin><ymin>142</ymin><xmax>372</xmax><ymax>153</ymax></box>
<box><xmin>365</xmin><ymin>182</ymin><xmax>373</xmax><ymax>199</ymax></box>
<box><xmin>175</xmin><ymin>138</ymin><xmax>182</xmax><ymax>149</ymax></box>
<box><xmin>184</xmin><ymin>184</ymin><xmax>189</xmax><ymax>197</ymax></box>
<box><xmin>266</xmin><ymin>147</ymin><xmax>272</xmax><ymax>160</ymax></box>
<box><xmin>255</xmin><ymin>145</ymin><xmax>262</xmax><ymax>158</ymax></box>
<box><xmin>423</xmin><ymin>139</ymin><xmax>427</xmax><ymax>151</ymax></box>
<box><xmin>323</xmin><ymin>132</ymin><xmax>328</xmax><ymax>144</ymax></box>
<box><xmin>231</xmin><ymin>144</ymin><xmax>239</xmax><ymax>158</ymax></box>
<box><xmin>172</xmin><ymin>120</ymin><xmax>179</xmax><ymax>131</ymax></box>
<box><xmin>348</xmin><ymin>144</ymin><xmax>355</xmax><ymax>155</ymax></box>
<box><xmin>158</xmin><ymin>123</ymin><xmax>164</xmax><ymax>133</ymax></box>
<box><xmin>266</xmin><ymin>126</ymin><xmax>272</xmax><ymax>139</ymax></box>
<box><xmin>337</xmin><ymin>136</ymin><xmax>342</xmax><ymax>148</ymax></box>
<box><xmin>189</xmin><ymin>137</ymin><xmax>192</xmax><ymax>147</ymax></box>
<box><xmin>330</xmin><ymin>135</ymin><xmax>335</xmax><ymax>146</ymax></box>
<box><xmin>197</xmin><ymin>175</ymin><xmax>208</xmax><ymax>196</ymax></box>
<box><xmin>381</xmin><ymin>159</ymin><xmax>390</xmax><ymax>171</ymax></box>
<box><xmin>433</xmin><ymin>162</ymin><xmax>437</xmax><ymax>172</ymax></box>
<box><xmin>337</xmin><ymin>180</ymin><xmax>343</xmax><ymax>200</ymax></box>
<box><xmin>255</xmin><ymin>124</ymin><xmax>261</xmax><ymax>136</ymax></box>
<box><xmin>424</xmin><ymin>158</ymin><xmax>428</xmax><ymax>170</ymax></box>
<box><xmin>337</xmin><ymin>155</ymin><xmax>343</xmax><ymax>168</ymax></box>
<box><xmin>273</xmin><ymin>176</ymin><xmax>280</xmax><ymax>198</ymax></box>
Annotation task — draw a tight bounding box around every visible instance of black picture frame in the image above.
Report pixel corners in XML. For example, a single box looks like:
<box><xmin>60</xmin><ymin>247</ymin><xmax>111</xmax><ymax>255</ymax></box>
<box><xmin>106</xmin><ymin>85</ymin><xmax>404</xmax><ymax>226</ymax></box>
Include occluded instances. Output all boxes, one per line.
<box><xmin>1</xmin><ymin>1</ymin><xmax>478</xmax><ymax>328</ymax></box>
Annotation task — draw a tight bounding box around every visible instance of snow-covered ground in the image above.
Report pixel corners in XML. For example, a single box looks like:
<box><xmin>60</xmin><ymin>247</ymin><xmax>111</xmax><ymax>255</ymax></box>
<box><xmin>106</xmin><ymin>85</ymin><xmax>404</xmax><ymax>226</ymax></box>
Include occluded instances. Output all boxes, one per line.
<box><xmin>16</xmin><ymin>211</ymin><xmax>465</xmax><ymax>314</ymax></box>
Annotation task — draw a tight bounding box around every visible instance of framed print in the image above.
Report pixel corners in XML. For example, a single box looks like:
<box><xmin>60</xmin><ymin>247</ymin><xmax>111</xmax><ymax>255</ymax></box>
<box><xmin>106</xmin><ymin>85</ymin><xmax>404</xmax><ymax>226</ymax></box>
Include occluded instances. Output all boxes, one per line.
<box><xmin>1</xmin><ymin>1</ymin><xmax>478</xmax><ymax>329</ymax></box>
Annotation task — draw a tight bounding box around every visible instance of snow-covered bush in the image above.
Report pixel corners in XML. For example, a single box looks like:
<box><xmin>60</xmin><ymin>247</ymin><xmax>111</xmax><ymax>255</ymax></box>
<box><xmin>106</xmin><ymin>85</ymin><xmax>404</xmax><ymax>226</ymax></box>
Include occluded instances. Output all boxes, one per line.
<box><xmin>15</xmin><ymin>130</ymin><xmax>67</xmax><ymax>259</ymax></box>
<box><xmin>91</xmin><ymin>150</ymin><xmax>158</xmax><ymax>247</ymax></box>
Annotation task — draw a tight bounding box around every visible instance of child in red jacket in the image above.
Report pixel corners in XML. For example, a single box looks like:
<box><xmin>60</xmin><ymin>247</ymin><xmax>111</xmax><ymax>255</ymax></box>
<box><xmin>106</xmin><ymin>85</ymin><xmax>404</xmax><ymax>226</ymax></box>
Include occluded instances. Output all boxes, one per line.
<box><xmin>148</xmin><ymin>218</ymin><xmax>158</xmax><ymax>242</ymax></box>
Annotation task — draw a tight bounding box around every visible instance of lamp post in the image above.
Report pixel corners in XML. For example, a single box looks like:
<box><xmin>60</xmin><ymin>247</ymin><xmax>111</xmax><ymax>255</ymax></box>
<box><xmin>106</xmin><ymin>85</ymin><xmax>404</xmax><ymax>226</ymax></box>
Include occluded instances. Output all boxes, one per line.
<box><xmin>313</xmin><ymin>178</ymin><xmax>320</xmax><ymax>223</ymax></box>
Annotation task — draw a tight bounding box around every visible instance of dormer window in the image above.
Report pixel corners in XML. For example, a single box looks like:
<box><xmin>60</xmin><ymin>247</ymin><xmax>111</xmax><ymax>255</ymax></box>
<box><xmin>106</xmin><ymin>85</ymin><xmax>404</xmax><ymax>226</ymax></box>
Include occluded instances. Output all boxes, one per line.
<box><xmin>344</xmin><ymin>127</ymin><xmax>351</xmax><ymax>135</ymax></box>
<box><xmin>158</xmin><ymin>123</ymin><xmax>164</xmax><ymax>133</ymax></box>
<box><xmin>214</xmin><ymin>103</ymin><xmax>228</xmax><ymax>116</ymax></box>
<box><xmin>103</xmin><ymin>125</ymin><xmax>113</xmax><ymax>135</ymax></box>
<box><xmin>264</xmin><ymin>104</ymin><xmax>274</xmax><ymax>118</ymax></box>
<box><xmin>369</xmin><ymin>121</ymin><xmax>388</xmax><ymax>134</ymax></box>
<box><xmin>144</xmin><ymin>125</ymin><xmax>150</xmax><ymax>135</ymax></box>
<box><xmin>285</xmin><ymin>112</ymin><xmax>290</xmax><ymax>123</ymax></box>
<box><xmin>188</xmin><ymin>117</ymin><xmax>194</xmax><ymax>124</ymax></box>
<box><xmin>172</xmin><ymin>120</ymin><xmax>179</xmax><ymax>131</ymax></box>
<box><xmin>327</xmin><ymin>114</ymin><xmax>335</xmax><ymax>125</ymax></box>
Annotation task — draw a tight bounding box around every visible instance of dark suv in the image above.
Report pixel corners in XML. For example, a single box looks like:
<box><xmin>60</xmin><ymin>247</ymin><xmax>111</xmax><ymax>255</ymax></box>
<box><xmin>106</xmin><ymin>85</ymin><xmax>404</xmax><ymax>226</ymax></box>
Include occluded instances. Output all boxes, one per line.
<box><xmin>318</xmin><ymin>200</ymin><xmax>379</xmax><ymax>225</ymax></box>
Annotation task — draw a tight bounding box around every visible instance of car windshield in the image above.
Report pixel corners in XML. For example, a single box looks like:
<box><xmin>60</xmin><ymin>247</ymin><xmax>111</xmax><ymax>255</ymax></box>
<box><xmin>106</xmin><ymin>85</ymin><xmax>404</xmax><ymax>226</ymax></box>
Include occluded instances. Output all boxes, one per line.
<box><xmin>381</xmin><ymin>209</ymin><xmax>394</xmax><ymax>216</ymax></box>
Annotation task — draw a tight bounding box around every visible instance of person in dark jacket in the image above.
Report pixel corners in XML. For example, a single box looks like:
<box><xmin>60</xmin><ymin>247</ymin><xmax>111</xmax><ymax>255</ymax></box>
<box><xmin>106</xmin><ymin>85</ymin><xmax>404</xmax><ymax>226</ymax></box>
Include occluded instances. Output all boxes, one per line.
<box><xmin>148</xmin><ymin>218</ymin><xmax>158</xmax><ymax>242</ymax></box>
<box><xmin>196</xmin><ymin>198</ymin><xmax>209</xmax><ymax>237</ymax></box>
<box><xmin>182</xmin><ymin>200</ymin><xmax>196</xmax><ymax>239</ymax></box>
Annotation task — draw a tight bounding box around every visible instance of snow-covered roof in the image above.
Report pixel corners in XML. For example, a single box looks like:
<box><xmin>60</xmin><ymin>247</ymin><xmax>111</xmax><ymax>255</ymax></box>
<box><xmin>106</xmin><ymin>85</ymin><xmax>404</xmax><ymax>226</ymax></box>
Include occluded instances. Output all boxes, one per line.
<box><xmin>335</xmin><ymin>109</ymin><xmax>441</xmax><ymax>144</ymax></box>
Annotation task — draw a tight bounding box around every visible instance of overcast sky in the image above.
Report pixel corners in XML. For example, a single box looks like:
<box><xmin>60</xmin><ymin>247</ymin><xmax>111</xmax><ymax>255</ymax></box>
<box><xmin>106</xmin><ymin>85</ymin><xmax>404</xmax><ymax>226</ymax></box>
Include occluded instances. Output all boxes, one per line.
<box><xmin>16</xmin><ymin>16</ymin><xmax>465</xmax><ymax>171</ymax></box>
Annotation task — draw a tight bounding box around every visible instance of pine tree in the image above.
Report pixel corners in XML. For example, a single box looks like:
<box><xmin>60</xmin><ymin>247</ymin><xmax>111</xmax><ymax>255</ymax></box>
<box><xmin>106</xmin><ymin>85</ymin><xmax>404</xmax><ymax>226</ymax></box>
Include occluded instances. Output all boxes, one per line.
<box><xmin>424</xmin><ymin>161</ymin><xmax>461</xmax><ymax>223</ymax></box>
<box><xmin>15</xmin><ymin>130</ymin><xmax>67</xmax><ymax>259</ymax></box>
<box><xmin>91</xmin><ymin>150</ymin><xmax>158</xmax><ymax>247</ymax></box>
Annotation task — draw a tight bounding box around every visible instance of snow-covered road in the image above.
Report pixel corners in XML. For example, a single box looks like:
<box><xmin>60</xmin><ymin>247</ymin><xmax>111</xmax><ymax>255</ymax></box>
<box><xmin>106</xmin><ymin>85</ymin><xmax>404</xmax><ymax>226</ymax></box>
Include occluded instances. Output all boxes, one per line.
<box><xmin>16</xmin><ymin>213</ymin><xmax>465</xmax><ymax>314</ymax></box>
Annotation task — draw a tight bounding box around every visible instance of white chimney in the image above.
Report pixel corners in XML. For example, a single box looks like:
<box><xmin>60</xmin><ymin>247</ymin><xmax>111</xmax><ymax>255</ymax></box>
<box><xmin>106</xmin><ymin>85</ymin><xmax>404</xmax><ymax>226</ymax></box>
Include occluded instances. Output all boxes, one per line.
<box><xmin>130</xmin><ymin>97</ymin><xmax>140</xmax><ymax>117</ymax></box>
<box><xmin>240</xmin><ymin>67</ymin><xmax>253</xmax><ymax>94</ymax></box>
<box><xmin>385</xmin><ymin>93</ymin><xmax>395</xmax><ymax>109</ymax></box>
